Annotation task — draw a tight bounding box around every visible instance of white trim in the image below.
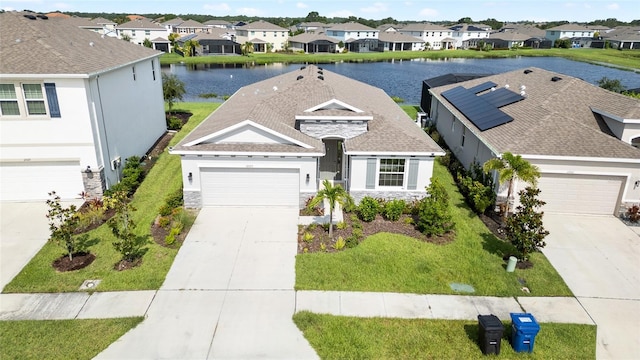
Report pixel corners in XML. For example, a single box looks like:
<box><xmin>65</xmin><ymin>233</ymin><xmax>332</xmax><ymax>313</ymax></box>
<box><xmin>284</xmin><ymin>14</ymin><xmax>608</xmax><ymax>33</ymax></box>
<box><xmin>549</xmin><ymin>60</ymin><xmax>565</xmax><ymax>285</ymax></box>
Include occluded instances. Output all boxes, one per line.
<box><xmin>170</xmin><ymin>149</ymin><xmax>324</xmax><ymax>157</ymax></box>
<box><xmin>345</xmin><ymin>151</ymin><xmax>445</xmax><ymax>156</ymax></box>
<box><xmin>304</xmin><ymin>98</ymin><xmax>364</xmax><ymax>113</ymax></box>
<box><xmin>295</xmin><ymin>115</ymin><xmax>372</xmax><ymax>121</ymax></box>
<box><xmin>520</xmin><ymin>154</ymin><xmax>640</xmax><ymax>164</ymax></box>
<box><xmin>183</xmin><ymin>119</ymin><xmax>314</xmax><ymax>149</ymax></box>
<box><xmin>197</xmin><ymin>164</ymin><xmax>303</xmax><ymax>170</ymax></box>
<box><xmin>591</xmin><ymin>107</ymin><xmax>640</xmax><ymax>124</ymax></box>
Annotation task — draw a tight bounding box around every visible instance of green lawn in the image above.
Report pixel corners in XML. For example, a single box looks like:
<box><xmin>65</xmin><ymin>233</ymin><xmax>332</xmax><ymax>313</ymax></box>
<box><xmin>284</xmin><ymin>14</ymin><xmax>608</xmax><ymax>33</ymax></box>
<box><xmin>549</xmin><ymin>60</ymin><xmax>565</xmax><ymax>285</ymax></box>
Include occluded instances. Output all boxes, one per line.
<box><xmin>3</xmin><ymin>102</ymin><xmax>219</xmax><ymax>293</ymax></box>
<box><xmin>161</xmin><ymin>48</ymin><xmax>640</xmax><ymax>71</ymax></box>
<box><xmin>293</xmin><ymin>312</ymin><xmax>596</xmax><ymax>359</ymax></box>
<box><xmin>295</xmin><ymin>161</ymin><xmax>572</xmax><ymax>297</ymax></box>
<box><xmin>0</xmin><ymin>317</ymin><xmax>143</xmax><ymax>360</ymax></box>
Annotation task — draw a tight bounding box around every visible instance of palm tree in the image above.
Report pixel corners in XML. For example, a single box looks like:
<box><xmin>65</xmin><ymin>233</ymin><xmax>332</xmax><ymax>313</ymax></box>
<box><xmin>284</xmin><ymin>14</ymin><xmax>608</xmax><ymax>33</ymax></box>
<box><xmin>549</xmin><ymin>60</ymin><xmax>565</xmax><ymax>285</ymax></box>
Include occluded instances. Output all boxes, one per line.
<box><xmin>307</xmin><ymin>180</ymin><xmax>353</xmax><ymax>238</ymax></box>
<box><xmin>182</xmin><ymin>39</ymin><xmax>200</xmax><ymax>57</ymax></box>
<box><xmin>241</xmin><ymin>41</ymin><xmax>254</xmax><ymax>56</ymax></box>
<box><xmin>483</xmin><ymin>152</ymin><xmax>540</xmax><ymax>218</ymax></box>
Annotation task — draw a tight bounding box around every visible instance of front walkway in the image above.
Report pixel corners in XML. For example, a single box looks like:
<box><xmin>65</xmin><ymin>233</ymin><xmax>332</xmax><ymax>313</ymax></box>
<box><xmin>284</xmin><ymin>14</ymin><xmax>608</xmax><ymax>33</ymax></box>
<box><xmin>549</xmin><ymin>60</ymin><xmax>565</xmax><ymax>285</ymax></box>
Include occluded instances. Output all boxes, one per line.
<box><xmin>95</xmin><ymin>207</ymin><xmax>318</xmax><ymax>360</ymax></box>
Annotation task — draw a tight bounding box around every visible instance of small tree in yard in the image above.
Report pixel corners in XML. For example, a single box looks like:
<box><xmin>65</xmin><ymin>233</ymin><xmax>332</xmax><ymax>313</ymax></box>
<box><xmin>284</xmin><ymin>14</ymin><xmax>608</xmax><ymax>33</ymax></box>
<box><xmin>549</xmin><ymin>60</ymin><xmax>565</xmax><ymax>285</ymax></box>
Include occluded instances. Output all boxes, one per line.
<box><xmin>307</xmin><ymin>179</ymin><xmax>353</xmax><ymax>238</ymax></box>
<box><xmin>505</xmin><ymin>187</ymin><xmax>549</xmax><ymax>262</ymax></box>
<box><xmin>417</xmin><ymin>178</ymin><xmax>453</xmax><ymax>236</ymax></box>
<box><xmin>105</xmin><ymin>191</ymin><xmax>149</xmax><ymax>264</ymax></box>
<box><xmin>162</xmin><ymin>73</ymin><xmax>185</xmax><ymax>114</ymax></box>
<box><xmin>46</xmin><ymin>192</ymin><xmax>90</xmax><ymax>261</ymax></box>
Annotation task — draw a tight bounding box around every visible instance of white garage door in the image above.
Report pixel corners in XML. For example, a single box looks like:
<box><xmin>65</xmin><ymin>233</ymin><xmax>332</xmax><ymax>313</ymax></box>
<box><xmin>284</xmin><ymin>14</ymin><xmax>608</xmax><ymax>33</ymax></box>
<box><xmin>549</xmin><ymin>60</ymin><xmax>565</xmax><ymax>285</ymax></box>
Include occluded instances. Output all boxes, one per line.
<box><xmin>201</xmin><ymin>168</ymin><xmax>299</xmax><ymax>207</ymax></box>
<box><xmin>0</xmin><ymin>161</ymin><xmax>84</xmax><ymax>201</ymax></box>
<box><xmin>536</xmin><ymin>173</ymin><xmax>624</xmax><ymax>215</ymax></box>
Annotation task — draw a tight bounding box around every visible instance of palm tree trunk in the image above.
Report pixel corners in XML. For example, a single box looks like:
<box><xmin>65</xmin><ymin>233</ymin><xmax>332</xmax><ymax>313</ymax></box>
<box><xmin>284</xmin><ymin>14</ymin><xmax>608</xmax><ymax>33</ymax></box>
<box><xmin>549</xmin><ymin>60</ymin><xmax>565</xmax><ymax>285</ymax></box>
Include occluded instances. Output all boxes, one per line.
<box><xmin>504</xmin><ymin>178</ymin><xmax>515</xmax><ymax>221</ymax></box>
<box><xmin>328</xmin><ymin>207</ymin><xmax>333</xmax><ymax>238</ymax></box>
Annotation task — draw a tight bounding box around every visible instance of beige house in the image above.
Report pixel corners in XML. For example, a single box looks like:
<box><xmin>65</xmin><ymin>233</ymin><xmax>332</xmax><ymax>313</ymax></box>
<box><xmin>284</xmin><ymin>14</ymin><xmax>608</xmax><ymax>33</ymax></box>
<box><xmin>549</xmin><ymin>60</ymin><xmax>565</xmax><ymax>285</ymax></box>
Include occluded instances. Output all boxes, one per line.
<box><xmin>235</xmin><ymin>20</ymin><xmax>289</xmax><ymax>52</ymax></box>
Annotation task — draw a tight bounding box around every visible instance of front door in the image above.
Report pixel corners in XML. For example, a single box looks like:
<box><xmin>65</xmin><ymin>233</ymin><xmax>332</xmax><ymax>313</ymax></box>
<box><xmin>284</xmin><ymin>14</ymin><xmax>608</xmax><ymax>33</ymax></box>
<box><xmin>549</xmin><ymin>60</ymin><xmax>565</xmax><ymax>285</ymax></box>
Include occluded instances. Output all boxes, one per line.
<box><xmin>319</xmin><ymin>139</ymin><xmax>342</xmax><ymax>181</ymax></box>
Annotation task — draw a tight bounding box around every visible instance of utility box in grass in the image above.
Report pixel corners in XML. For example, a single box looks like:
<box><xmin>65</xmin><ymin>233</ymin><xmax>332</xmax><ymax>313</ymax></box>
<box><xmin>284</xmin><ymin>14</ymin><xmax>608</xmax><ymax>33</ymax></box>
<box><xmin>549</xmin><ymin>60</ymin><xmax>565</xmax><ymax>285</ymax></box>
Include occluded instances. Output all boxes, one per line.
<box><xmin>510</xmin><ymin>313</ymin><xmax>540</xmax><ymax>353</ymax></box>
<box><xmin>478</xmin><ymin>314</ymin><xmax>504</xmax><ymax>355</ymax></box>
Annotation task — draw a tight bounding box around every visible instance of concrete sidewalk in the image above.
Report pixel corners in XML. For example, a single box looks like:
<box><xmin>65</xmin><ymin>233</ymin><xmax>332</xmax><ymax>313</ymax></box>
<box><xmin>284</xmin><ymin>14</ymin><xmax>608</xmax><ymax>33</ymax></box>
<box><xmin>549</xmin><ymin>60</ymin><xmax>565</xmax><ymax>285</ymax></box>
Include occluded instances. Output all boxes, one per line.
<box><xmin>296</xmin><ymin>291</ymin><xmax>595</xmax><ymax>324</ymax></box>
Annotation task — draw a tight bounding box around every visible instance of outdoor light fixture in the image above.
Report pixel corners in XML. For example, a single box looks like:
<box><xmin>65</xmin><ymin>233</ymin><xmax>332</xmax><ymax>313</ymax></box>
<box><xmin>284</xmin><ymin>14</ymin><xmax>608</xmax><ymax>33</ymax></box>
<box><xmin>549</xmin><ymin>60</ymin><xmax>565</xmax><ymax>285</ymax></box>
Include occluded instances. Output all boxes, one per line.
<box><xmin>635</xmin><ymin>180</ymin><xmax>640</xmax><ymax>189</ymax></box>
<box><xmin>85</xmin><ymin>166</ymin><xmax>92</xmax><ymax>173</ymax></box>
<box><xmin>306</xmin><ymin>173</ymin><xmax>310</xmax><ymax>182</ymax></box>
<box><xmin>188</xmin><ymin>172</ymin><xmax>193</xmax><ymax>182</ymax></box>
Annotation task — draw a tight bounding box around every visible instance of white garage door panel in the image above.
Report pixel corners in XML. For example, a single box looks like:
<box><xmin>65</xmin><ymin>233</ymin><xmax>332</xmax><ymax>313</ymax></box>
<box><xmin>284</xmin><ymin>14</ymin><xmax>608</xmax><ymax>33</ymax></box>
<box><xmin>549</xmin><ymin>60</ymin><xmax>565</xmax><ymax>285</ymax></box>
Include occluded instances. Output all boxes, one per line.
<box><xmin>537</xmin><ymin>174</ymin><xmax>623</xmax><ymax>215</ymax></box>
<box><xmin>0</xmin><ymin>161</ymin><xmax>83</xmax><ymax>201</ymax></box>
<box><xmin>201</xmin><ymin>168</ymin><xmax>299</xmax><ymax>207</ymax></box>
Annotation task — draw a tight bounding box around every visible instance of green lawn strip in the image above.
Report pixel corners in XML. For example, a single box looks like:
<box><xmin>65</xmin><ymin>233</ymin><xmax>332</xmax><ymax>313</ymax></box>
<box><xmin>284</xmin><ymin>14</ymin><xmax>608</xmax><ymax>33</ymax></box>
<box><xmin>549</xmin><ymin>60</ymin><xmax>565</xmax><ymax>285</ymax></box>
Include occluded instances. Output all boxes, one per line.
<box><xmin>0</xmin><ymin>317</ymin><xmax>143</xmax><ymax>360</ymax></box>
<box><xmin>295</xmin><ymin>161</ymin><xmax>572</xmax><ymax>297</ymax></box>
<box><xmin>3</xmin><ymin>102</ymin><xmax>219</xmax><ymax>293</ymax></box>
<box><xmin>293</xmin><ymin>312</ymin><xmax>595</xmax><ymax>360</ymax></box>
<box><xmin>161</xmin><ymin>49</ymin><xmax>640</xmax><ymax>71</ymax></box>
<box><xmin>399</xmin><ymin>105</ymin><xmax>421</xmax><ymax>120</ymax></box>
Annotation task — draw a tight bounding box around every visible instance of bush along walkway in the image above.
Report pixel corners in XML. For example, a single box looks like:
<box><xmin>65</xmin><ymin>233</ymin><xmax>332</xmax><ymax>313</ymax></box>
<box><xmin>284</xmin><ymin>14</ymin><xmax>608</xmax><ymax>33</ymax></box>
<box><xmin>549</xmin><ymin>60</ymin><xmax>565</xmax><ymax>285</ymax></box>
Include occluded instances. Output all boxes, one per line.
<box><xmin>1</xmin><ymin>289</ymin><xmax>594</xmax><ymax>326</ymax></box>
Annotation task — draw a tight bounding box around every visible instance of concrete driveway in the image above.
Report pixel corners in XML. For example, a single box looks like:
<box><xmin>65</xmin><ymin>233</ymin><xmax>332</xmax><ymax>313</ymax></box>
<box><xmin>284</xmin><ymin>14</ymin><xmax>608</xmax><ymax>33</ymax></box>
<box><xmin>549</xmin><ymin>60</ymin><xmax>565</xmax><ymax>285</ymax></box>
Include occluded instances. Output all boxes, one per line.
<box><xmin>0</xmin><ymin>201</ymin><xmax>80</xmax><ymax>291</ymax></box>
<box><xmin>542</xmin><ymin>214</ymin><xmax>640</xmax><ymax>359</ymax></box>
<box><xmin>96</xmin><ymin>207</ymin><xmax>318</xmax><ymax>360</ymax></box>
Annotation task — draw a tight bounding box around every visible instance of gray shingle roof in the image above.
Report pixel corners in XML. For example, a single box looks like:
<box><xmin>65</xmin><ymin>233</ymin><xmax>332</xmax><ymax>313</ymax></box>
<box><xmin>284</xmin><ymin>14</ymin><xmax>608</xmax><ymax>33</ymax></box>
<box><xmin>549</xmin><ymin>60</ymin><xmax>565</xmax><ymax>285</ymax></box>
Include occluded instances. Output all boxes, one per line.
<box><xmin>547</xmin><ymin>23</ymin><xmax>592</xmax><ymax>31</ymax></box>
<box><xmin>430</xmin><ymin>67</ymin><xmax>640</xmax><ymax>159</ymax></box>
<box><xmin>289</xmin><ymin>33</ymin><xmax>339</xmax><ymax>44</ymax></box>
<box><xmin>117</xmin><ymin>18</ymin><xmax>166</xmax><ymax>30</ymax></box>
<box><xmin>238</xmin><ymin>20</ymin><xmax>287</xmax><ymax>31</ymax></box>
<box><xmin>0</xmin><ymin>12</ymin><xmax>161</xmax><ymax>75</ymax></box>
<box><xmin>174</xmin><ymin>65</ymin><xmax>443</xmax><ymax>155</ymax></box>
<box><xmin>328</xmin><ymin>22</ymin><xmax>377</xmax><ymax>32</ymax></box>
<box><xmin>176</xmin><ymin>19</ymin><xmax>206</xmax><ymax>28</ymax></box>
<box><xmin>378</xmin><ymin>32</ymin><xmax>423</xmax><ymax>43</ymax></box>
<box><xmin>399</xmin><ymin>23</ymin><xmax>450</xmax><ymax>32</ymax></box>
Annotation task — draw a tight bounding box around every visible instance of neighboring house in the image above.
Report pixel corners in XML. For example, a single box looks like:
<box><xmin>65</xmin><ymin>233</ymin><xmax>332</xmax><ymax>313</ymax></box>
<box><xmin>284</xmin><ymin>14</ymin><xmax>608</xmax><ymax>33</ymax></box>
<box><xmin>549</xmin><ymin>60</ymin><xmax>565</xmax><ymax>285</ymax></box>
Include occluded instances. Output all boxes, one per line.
<box><xmin>377</xmin><ymin>24</ymin><xmax>400</xmax><ymax>33</ymax></box>
<box><xmin>544</xmin><ymin>24</ymin><xmax>595</xmax><ymax>46</ymax></box>
<box><xmin>297</xmin><ymin>22</ymin><xmax>331</xmax><ymax>33</ymax></box>
<box><xmin>175</xmin><ymin>19</ymin><xmax>209</xmax><ymax>34</ymax></box>
<box><xmin>449</xmin><ymin>23</ymin><xmax>492</xmax><ymax>49</ymax></box>
<box><xmin>289</xmin><ymin>33</ymin><xmax>339</xmax><ymax>53</ymax></box>
<box><xmin>428</xmin><ymin>67</ymin><xmax>640</xmax><ymax>215</ymax></box>
<box><xmin>151</xmin><ymin>37</ymin><xmax>171</xmax><ymax>53</ymax></box>
<box><xmin>326</xmin><ymin>22</ymin><xmax>379</xmax><ymax>52</ymax></box>
<box><xmin>170</xmin><ymin>65</ymin><xmax>444</xmax><ymax>208</ymax></box>
<box><xmin>378</xmin><ymin>32</ymin><xmax>424</xmax><ymax>51</ymax></box>
<box><xmin>64</xmin><ymin>16</ymin><xmax>117</xmax><ymax>37</ymax></box>
<box><xmin>116</xmin><ymin>18</ymin><xmax>169</xmax><ymax>45</ymax></box>
<box><xmin>484</xmin><ymin>32</ymin><xmax>530</xmax><ymax>48</ymax></box>
<box><xmin>203</xmin><ymin>19</ymin><xmax>232</xmax><ymax>29</ymax></box>
<box><xmin>0</xmin><ymin>12</ymin><xmax>166</xmax><ymax>201</ymax></box>
<box><xmin>601</xmin><ymin>26</ymin><xmax>640</xmax><ymax>50</ymax></box>
<box><xmin>235</xmin><ymin>20</ymin><xmax>289</xmax><ymax>52</ymax></box>
<box><xmin>162</xmin><ymin>17</ymin><xmax>184</xmax><ymax>33</ymax></box>
<box><xmin>398</xmin><ymin>23</ymin><xmax>454</xmax><ymax>50</ymax></box>
<box><xmin>45</xmin><ymin>12</ymin><xmax>70</xmax><ymax>18</ymax></box>
<box><xmin>178</xmin><ymin>31</ymin><xmax>240</xmax><ymax>55</ymax></box>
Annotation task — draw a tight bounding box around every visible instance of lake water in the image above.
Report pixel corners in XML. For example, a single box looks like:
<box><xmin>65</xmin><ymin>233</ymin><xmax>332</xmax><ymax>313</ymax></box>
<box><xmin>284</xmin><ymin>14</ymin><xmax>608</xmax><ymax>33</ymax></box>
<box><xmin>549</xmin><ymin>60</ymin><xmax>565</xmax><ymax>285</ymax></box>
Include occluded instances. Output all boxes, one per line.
<box><xmin>163</xmin><ymin>57</ymin><xmax>640</xmax><ymax>105</ymax></box>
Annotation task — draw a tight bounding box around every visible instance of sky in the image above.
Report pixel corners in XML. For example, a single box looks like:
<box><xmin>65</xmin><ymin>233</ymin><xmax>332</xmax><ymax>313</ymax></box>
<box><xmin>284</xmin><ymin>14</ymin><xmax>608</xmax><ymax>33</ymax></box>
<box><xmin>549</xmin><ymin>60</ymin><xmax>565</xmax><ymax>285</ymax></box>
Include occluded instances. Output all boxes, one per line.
<box><xmin>1</xmin><ymin>0</ymin><xmax>638</xmax><ymax>23</ymax></box>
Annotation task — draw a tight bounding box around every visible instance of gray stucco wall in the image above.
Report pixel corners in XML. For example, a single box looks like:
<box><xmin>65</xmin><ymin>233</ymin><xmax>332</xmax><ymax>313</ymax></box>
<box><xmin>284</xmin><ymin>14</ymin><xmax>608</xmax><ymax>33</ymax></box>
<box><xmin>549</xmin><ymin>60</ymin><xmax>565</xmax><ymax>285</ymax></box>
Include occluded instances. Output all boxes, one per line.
<box><xmin>299</xmin><ymin>122</ymin><xmax>367</xmax><ymax>139</ymax></box>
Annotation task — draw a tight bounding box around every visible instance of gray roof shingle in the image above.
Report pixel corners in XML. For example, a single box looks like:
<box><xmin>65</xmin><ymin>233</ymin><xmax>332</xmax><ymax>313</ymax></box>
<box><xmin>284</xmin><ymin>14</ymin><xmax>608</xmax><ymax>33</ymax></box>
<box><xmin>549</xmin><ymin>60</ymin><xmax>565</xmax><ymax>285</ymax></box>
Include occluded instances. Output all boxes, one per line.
<box><xmin>174</xmin><ymin>65</ymin><xmax>443</xmax><ymax>155</ymax></box>
<box><xmin>430</xmin><ymin>67</ymin><xmax>640</xmax><ymax>159</ymax></box>
<box><xmin>0</xmin><ymin>12</ymin><xmax>161</xmax><ymax>75</ymax></box>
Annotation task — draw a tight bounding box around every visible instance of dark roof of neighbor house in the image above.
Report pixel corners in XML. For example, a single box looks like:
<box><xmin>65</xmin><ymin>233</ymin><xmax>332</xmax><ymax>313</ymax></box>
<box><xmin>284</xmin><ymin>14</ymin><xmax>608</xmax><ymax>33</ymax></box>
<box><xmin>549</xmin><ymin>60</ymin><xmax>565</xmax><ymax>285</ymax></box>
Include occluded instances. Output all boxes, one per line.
<box><xmin>497</xmin><ymin>24</ymin><xmax>546</xmax><ymax>38</ymax></box>
<box><xmin>487</xmin><ymin>32</ymin><xmax>531</xmax><ymax>41</ymax></box>
<box><xmin>238</xmin><ymin>20</ymin><xmax>287</xmax><ymax>31</ymax></box>
<box><xmin>289</xmin><ymin>33</ymin><xmax>339</xmax><ymax>44</ymax></box>
<box><xmin>601</xmin><ymin>26</ymin><xmax>640</xmax><ymax>41</ymax></box>
<box><xmin>174</xmin><ymin>65</ymin><xmax>443</xmax><ymax>155</ymax></box>
<box><xmin>423</xmin><ymin>73</ymin><xmax>492</xmax><ymax>88</ymax></box>
<box><xmin>430</xmin><ymin>67</ymin><xmax>640</xmax><ymax>159</ymax></box>
<box><xmin>0</xmin><ymin>12</ymin><xmax>161</xmax><ymax>75</ymax></box>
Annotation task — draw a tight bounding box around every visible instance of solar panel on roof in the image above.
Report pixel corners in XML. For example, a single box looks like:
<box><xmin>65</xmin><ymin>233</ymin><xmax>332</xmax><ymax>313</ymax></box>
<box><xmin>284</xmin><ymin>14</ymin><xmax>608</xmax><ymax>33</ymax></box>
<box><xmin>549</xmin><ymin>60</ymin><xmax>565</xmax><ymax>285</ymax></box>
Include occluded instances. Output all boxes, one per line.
<box><xmin>442</xmin><ymin>86</ymin><xmax>513</xmax><ymax>131</ymax></box>
<box><xmin>480</xmin><ymin>88</ymin><xmax>525</xmax><ymax>108</ymax></box>
<box><xmin>467</xmin><ymin>81</ymin><xmax>498</xmax><ymax>94</ymax></box>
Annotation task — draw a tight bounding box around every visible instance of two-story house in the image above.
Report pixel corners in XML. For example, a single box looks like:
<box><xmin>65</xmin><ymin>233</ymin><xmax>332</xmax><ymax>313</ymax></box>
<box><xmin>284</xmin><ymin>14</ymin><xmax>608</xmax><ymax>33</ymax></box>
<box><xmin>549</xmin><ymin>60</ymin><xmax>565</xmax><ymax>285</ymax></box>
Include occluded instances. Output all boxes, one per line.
<box><xmin>326</xmin><ymin>22</ymin><xmax>379</xmax><ymax>52</ymax></box>
<box><xmin>545</xmin><ymin>24</ymin><xmax>595</xmax><ymax>47</ymax></box>
<box><xmin>449</xmin><ymin>23</ymin><xmax>492</xmax><ymax>49</ymax></box>
<box><xmin>234</xmin><ymin>20</ymin><xmax>289</xmax><ymax>52</ymax></box>
<box><xmin>398</xmin><ymin>23</ymin><xmax>454</xmax><ymax>50</ymax></box>
<box><xmin>116</xmin><ymin>18</ymin><xmax>169</xmax><ymax>45</ymax></box>
<box><xmin>0</xmin><ymin>12</ymin><xmax>166</xmax><ymax>201</ymax></box>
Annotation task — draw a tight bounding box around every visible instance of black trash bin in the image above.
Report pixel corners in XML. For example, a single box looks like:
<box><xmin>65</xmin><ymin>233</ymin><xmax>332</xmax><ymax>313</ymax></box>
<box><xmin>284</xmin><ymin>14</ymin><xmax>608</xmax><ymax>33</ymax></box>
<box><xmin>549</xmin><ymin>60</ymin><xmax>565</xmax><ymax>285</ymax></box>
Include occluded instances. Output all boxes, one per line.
<box><xmin>478</xmin><ymin>314</ymin><xmax>504</xmax><ymax>355</ymax></box>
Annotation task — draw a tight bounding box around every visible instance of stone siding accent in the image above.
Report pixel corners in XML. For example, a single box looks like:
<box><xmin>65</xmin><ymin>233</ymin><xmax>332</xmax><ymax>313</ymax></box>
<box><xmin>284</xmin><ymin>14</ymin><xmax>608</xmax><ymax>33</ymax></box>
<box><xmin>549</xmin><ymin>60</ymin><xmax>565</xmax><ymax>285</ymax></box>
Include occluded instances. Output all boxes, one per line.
<box><xmin>299</xmin><ymin>122</ymin><xmax>367</xmax><ymax>139</ymax></box>
<box><xmin>82</xmin><ymin>168</ymin><xmax>105</xmax><ymax>199</ymax></box>
<box><xmin>349</xmin><ymin>190</ymin><xmax>427</xmax><ymax>204</ymax></box>
<box><xmin>184</xmin><ymin>190</ymin><xmax>202</xmax><ymax>208</ymax></box>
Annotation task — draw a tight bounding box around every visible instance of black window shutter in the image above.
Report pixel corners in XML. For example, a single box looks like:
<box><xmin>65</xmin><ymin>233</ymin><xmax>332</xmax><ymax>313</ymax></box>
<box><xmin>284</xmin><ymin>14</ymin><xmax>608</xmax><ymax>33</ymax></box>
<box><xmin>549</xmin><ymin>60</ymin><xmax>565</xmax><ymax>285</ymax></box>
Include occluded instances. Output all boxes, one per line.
<box><xmin>44</xmin><ymin>83</ymin><xmax>61</xmax><ymax>118</ymax></box>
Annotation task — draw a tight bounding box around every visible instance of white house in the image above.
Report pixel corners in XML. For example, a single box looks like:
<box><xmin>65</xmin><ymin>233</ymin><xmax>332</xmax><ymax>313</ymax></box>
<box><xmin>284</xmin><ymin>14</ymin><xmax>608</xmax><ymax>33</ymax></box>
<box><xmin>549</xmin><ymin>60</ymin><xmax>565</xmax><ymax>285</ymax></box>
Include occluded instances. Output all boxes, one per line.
<box><xmin>234</xmin><ymin>20</ymin><xmax>289</xmax><ymax>52</ymax></box>
<box><xmin>170</xmin><ymin>65</ymin><xmax>444</xmax><ymax>208</ymax></box>
<box><xmin>326</xmin><ymin>22</ymin><xmax>379</xmax><ymax>52</ymax></box>
<box><xmin>0</xmin><ymin>12</ymin><xmax>166</xmax><ymax>201</ymax></box>
<box><xmin>428</xmin><ymin>67</ymin><xmax>640</xmax><ymax>215</ymax></box>
<box><xmin>116</xmin><ymin>18</ymin><xmax>169</xmax><ymax>45</ymax></box>
<box><xmin>449</xmin><ymin>23</ymin><xmax>492</xmax><ymax>49</ymax></box>
<box><xmin>175</xmin><ymin>19</ymin><xmax>209</xmax><ymax>35</ymax></box>
<box><xmin>398</xmin><ymin>23</ymin><xmax>454</xmax><ymax>50</ymax></box>
<box><xmin>545</xmin><ymin>24</ymin><xmax>595</xmax><ymax>47</ymax></box>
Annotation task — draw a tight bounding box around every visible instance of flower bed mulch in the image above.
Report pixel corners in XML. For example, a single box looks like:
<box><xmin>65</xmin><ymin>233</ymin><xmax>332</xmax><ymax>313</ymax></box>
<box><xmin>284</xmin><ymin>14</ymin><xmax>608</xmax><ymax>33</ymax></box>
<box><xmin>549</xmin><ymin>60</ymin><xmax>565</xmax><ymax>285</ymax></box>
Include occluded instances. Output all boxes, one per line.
<box><xmin>52</xmin><ymin>252</ymin><xmax>96</xmax><ymax>272</ymax></box>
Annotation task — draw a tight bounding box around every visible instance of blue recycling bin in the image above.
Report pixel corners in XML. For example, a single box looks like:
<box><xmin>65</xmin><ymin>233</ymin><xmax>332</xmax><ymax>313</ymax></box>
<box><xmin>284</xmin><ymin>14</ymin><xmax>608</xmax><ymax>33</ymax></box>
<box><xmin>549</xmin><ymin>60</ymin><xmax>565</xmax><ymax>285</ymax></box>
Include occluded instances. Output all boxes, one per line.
<box><xmin>510</xmin><ymin>313</ymin><xmax>540</xmax><ymax>353</ymax></box>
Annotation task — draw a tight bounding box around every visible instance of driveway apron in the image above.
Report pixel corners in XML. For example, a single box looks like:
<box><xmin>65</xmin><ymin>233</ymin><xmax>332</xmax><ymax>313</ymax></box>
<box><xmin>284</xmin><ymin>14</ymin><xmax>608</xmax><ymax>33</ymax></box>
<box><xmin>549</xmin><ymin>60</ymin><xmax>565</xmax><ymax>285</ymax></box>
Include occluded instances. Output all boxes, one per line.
<box><xmin>96</xmin><ymin>207</ymin><xmax>318</xmax><ymax>360</ymax></box>
<box><xmin>542</xmin><ymin>214</ymin><xmax>640</xmax><ymax>359</ymax></box>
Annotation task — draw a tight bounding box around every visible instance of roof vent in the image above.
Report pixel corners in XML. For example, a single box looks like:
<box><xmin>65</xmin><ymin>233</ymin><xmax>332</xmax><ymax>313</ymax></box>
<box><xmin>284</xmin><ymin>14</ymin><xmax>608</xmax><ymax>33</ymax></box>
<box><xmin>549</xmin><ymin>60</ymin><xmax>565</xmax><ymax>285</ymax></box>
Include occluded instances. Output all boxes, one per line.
<box><xmin>551</xmin><ymin>76</ymin><xmax>562</xmax><ymax>82</ymax></box>
<box><xmin>297</xmin><ymin>75</ymin><xmax>304</xmax><ymax>80</ymax></box>
<box><xmin>36</xmin><ymin>14</ymin><xmax>48</xmax><ymax>20</ymax></box>
<box><xmin>318</xmin><ymin>75</ymin><xmax>324</xmax><ymax>80</ymax></box>
<box><xmin>300</xmin><ymin>66</ymin><xmax>306</xmax><ymax>70</ymax></box>
<box><xmin>318</xmin><ymin>67</ymin><xmax>323</xmax><ymax>70</ymax></box>
<box><xmin>317</xmin><ymin>70</ymin><xmax>323</xmax><ymax>75</ymax></box>
<box><xmin>23</xmin><ymin>14</ymin><xmax>37</xmax><ymax>20</ymax></box>
<box><xmin>523</xmin><ymin>69</ymin><xmax>533</xmax><ymax>74</ymax></box>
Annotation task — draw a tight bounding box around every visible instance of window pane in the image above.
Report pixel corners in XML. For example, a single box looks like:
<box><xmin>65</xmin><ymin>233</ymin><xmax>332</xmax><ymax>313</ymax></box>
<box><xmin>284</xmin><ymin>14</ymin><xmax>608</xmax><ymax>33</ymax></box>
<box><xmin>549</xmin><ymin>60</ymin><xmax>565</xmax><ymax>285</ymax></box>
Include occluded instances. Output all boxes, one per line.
<box><xmin>23</xmin><ymin>84</ymin><xmax>43</xmax><ymax>99</ymax></box>
<box><xmin>378</xmin><ymin>159</ymin><xmax>405</xmax><ymax>186</ymax></box>
<box><xmin>0</xmin><ymin>101</ymin><xmax>20</xmax><ymax>115</ymax></box>
<box><xmin>0</xmin><ymin>84</ymin><xmax>17</xmax><ymax>99</ymax></box>
<box><xmin>27</xmin><ymin>100</ymin><xmax>46</xmax><ymax>115</ymax></box>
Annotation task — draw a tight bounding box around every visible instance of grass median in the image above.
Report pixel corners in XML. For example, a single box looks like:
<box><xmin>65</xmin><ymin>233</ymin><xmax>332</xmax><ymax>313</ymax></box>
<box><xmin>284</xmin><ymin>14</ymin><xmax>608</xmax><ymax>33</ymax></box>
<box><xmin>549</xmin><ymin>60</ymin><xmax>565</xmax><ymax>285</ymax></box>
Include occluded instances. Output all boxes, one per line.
<box><xmin>293</xmin><ymin>312</ymin><xmax>596</xmax><ymax>359</ymax></box>
<box><xmin>2</xmin><ymin>102</ymin><xmax>219</xmax><ymax>293</ymax></box>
